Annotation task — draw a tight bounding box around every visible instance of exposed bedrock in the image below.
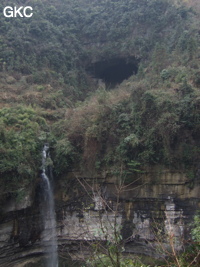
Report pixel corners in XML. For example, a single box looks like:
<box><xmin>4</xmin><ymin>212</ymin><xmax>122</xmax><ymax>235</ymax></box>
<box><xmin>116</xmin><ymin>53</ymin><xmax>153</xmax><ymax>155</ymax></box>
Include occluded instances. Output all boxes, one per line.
<box><xmin>0</xmin><ymin>167</ymin><xmax>200</xmax><ymax>266</ymax></box>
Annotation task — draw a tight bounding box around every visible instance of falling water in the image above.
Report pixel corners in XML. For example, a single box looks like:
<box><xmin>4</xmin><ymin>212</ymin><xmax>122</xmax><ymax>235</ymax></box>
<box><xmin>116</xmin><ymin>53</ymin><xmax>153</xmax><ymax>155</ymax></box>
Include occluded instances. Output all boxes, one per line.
<box><xmin>41</xmin><ymin>144</ymin><xmax>58</xmax><ymax>267</ymax></box>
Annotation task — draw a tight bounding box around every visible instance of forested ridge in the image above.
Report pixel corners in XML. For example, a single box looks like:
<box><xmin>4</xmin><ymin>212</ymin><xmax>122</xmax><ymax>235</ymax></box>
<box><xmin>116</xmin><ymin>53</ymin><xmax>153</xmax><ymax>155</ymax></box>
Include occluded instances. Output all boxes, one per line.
<box><xmin>0</xmin><ymin>0</ymin><xmax>200</xmax><ymax>194</ymax></box>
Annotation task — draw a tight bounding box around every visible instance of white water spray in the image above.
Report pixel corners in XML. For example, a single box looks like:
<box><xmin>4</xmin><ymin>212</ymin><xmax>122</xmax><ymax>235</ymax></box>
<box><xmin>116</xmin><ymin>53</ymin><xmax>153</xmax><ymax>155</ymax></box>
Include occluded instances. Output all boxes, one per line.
<box><xmin>41</xmin><ymin>144</ymin><xmax>58</xmax><ymax>267</ymax></box>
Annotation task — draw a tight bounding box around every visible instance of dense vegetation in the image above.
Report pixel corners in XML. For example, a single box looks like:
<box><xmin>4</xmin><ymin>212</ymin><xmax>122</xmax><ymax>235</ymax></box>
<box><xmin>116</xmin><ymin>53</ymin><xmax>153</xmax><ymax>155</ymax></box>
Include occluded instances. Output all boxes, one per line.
<box><xmin>0</xmin><ymin>0</ymin><xmax>200</xmax><ymax>266</ymax></box>
<box><xmin>0</xmin><ymin>0</ymin><xmax>200</xmax><ymax>191</ymax></box>
<box><xmin>0</xmin><ymin>105</ymin><xmax>48</xmax><ymax>196</ymax></box>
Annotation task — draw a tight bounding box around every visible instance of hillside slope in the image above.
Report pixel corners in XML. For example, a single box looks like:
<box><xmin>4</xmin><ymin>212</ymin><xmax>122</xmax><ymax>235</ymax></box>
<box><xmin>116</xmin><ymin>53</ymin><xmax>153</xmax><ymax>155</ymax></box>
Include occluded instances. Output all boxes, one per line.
<box><xmin>0</xmin><ymin>0</ymin><xmax>199</xmax><ymax>205</ymax></box>
<box><xmin>0</xmin><ymin>1</ymin><xmax>200</xmax><ymax>266</ymax></box>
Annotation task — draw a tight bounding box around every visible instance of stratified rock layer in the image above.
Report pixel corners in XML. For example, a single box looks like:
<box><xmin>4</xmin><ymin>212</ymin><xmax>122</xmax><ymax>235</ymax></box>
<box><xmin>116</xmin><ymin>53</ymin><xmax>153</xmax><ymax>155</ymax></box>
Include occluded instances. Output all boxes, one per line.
<box><xmin>0</xmin><ymin>168</ymin><xmax>199</xmax><ymax>266</ymax></box>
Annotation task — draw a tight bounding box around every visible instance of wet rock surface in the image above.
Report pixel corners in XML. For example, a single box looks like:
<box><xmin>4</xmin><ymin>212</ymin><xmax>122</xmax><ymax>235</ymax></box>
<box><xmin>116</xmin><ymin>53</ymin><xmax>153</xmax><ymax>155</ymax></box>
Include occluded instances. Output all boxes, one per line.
<box><xmin>0</xmin><ymin>168</ymin><xmax>199</xmax><ymax>266</ymax></box>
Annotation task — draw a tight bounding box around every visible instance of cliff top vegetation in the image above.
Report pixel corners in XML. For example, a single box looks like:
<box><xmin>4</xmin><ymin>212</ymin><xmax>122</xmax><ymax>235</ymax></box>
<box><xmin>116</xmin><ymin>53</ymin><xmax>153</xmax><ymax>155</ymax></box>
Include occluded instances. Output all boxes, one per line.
<box><xmin>0</xmin><ymin>0</ymin><xmax>200</xmax><ymax>193</ymax></box>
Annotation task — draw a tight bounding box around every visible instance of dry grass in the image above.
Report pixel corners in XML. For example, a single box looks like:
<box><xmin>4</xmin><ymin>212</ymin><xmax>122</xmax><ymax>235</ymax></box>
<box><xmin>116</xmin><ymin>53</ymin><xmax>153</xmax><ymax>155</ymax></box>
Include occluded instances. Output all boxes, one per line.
<box><xmin>64</xmin><ymin>87</ymin><xmax>131</xmax><ymax>136</ymax></box>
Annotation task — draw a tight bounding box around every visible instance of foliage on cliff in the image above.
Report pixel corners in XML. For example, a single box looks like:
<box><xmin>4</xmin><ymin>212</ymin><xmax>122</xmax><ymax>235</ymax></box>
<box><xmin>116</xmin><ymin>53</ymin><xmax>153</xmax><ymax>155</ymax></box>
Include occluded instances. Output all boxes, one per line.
<box><xmin>0</xmin><ymin>0</ymin><xmax>200</xmax><ymax>183</ymax></box>
<box><xmin>0</xmin><ymin>105</ymin><xmax>48</xmax><ymax>192</ymax></box>
<box><xmin>54</xmin><ymin>79</ymin><xmax>200</xmax><ymax>174</ymax></box>
<box><xmin>0</xmin><ymin>0</ymin><xmax>197</xmax><ymax>79</ymax></box>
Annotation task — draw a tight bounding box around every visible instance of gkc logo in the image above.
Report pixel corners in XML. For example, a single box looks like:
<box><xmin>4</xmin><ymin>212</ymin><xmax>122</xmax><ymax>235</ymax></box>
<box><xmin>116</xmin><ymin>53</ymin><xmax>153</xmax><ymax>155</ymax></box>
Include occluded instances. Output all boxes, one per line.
<box><xmin>3</xmin><ymin>6</ymin><xmax>33</xmax><ymax>17</ymax></box>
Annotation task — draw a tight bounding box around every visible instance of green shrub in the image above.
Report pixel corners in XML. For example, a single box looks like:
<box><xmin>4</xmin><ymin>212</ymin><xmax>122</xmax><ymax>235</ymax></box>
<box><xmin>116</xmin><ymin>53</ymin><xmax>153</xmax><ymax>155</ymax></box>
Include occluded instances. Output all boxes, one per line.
<box><xmin>160</xmin><ymin>69</ymin><xmax>171</xmax><ymax>80</ymax></box>
<box><xmin>191</xmin><ymin>214</ymin><xmax>200</xmax><ymax>243</ymax></box>
<box><xmin>0</xmin><ymin>106</ymin><xmax>48</xmax><ymax>190</ymax></box>
<box><xmin>53</xmin><ymin>138</ymin><xmax>76</xmax><ymax>175</ymax></box>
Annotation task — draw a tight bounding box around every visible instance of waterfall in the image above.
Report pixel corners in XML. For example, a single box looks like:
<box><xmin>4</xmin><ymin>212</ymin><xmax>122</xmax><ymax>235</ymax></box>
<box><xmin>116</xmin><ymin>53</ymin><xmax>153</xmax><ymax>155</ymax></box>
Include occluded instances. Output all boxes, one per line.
<box><xmin>41</xmin><ymin>144</ymin><xmax>58</xmax><ymax>267</ymax></box>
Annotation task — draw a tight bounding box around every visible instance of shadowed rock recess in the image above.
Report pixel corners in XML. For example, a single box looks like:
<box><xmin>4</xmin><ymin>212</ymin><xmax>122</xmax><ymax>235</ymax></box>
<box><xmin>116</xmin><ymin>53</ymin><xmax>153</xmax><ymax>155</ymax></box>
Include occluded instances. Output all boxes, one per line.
<box><xmin>87</xmin><ymin>57</ymin><xmax>139</xmax><ymax>88</ymax></box>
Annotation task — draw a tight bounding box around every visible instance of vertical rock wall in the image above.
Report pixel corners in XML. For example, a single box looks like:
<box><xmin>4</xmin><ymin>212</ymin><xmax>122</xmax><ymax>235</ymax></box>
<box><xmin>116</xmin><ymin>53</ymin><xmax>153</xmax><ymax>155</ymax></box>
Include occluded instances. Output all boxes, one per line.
<box><xmin>0</xmin><ymin>168</ymin><xmax>199</xmax><ymax>265</ymax></box>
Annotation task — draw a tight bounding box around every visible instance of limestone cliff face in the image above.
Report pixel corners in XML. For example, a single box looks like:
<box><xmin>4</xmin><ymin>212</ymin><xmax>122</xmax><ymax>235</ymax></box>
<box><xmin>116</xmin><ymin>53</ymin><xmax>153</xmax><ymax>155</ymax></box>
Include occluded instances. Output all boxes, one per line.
<box><xmin>0</xmin><ymin>167</ymin><xmax>200</xmax><ymax>266</ymax></box>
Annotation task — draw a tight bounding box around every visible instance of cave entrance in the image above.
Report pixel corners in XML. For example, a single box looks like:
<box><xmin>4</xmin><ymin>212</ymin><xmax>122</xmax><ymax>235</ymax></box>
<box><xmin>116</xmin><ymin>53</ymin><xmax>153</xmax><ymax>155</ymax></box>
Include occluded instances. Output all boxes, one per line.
<box><xmin>88</xmin><ymin>57</ymin><xmax>139</xmax><ymax>88</ymax></box>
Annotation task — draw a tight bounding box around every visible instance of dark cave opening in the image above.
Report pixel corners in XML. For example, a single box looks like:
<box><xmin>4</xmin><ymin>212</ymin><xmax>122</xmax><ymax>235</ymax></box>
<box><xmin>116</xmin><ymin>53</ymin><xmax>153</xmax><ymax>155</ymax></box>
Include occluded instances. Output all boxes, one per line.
<box><xmin>88</xmin><ymin>57</ymin><xmax>139</xmax><ymax>88</ymax></box>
